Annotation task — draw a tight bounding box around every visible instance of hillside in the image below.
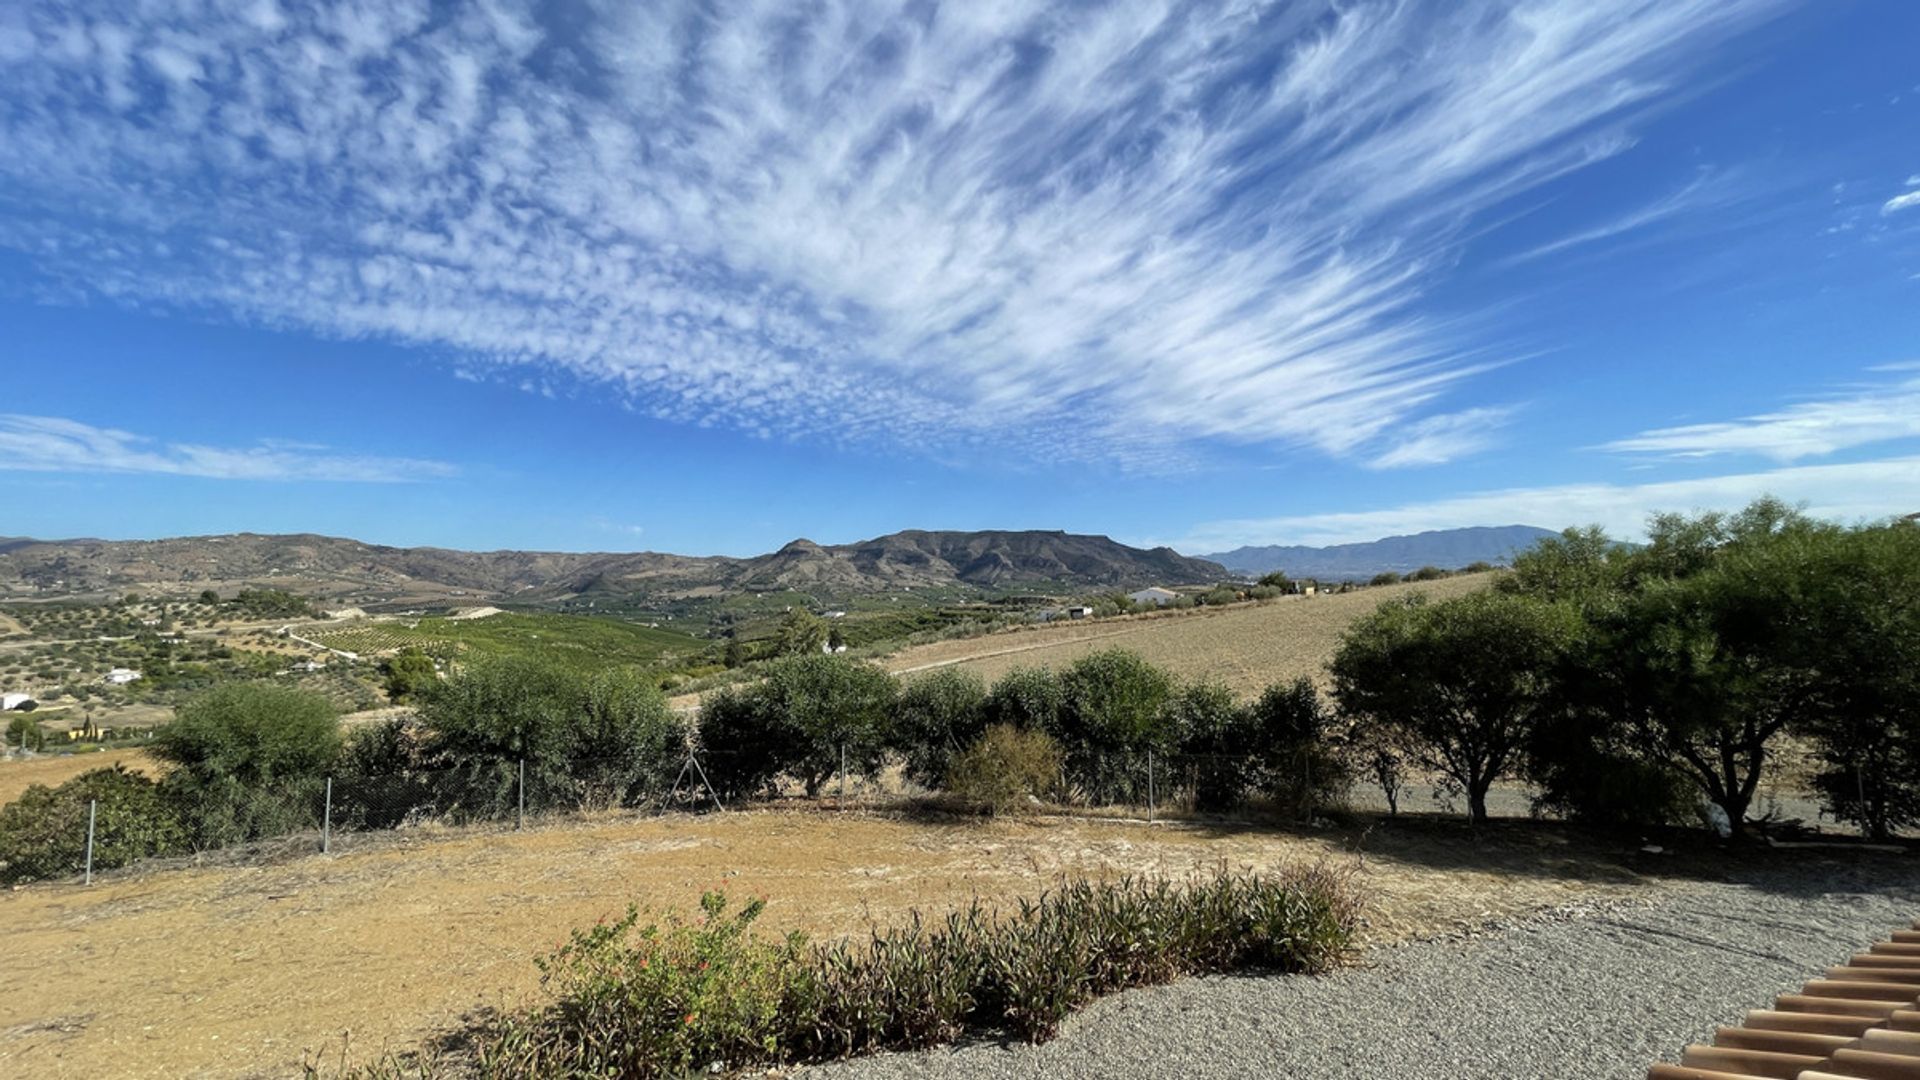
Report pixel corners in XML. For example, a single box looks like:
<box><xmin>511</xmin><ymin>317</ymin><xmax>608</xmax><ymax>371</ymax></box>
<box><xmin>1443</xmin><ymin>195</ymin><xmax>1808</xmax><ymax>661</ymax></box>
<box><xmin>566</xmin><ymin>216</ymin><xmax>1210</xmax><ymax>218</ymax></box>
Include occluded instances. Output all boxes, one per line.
<box><xmin>1200</xmin><ymin>525</ymin><xmax>1557</xmax><ymax>579</ymax></box>
<box><xmin>0</xmin><ymin>529</ymin><xmax>1225</xmax><ymax>605</ymax></box>
<box><xmin>882</xmin><ymin>572</ymin><xmax>1492</xmax><ymax>696</ymax></box>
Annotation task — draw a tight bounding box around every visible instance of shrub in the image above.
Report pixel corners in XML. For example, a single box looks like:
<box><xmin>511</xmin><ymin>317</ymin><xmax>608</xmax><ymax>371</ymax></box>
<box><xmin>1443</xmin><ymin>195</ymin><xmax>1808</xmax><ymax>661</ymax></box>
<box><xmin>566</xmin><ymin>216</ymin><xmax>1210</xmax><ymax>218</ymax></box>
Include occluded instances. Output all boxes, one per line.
<box><xmin>1368</xmin><ymin>571</ymin><xmax>1400</xmax><ymax>587</ymax></box>
<box><xmin>983</xmin><ymin>666</ymin><xmax>1062</xmax><ymax>732</ymax></box>
<box><xmin>155</xmin><ymin>682</ymin><xmax>340</xmax><ymax>846</ymax></box>
<box><xmin>380</xmin><ymin>647</ymin><xmax>439</xmax><ymax>703</ymax></box>
<box><xmin>1246</xmin><ymin>678</ymin><xmax>1351</xmax><ymax>817</ymax></box>
<box><xmin>1161</xmin><ymin>680</ymin><xmax>1254</xmax><ymax>811</ymax></box>
<box><xmin>943</xmin><ymin>725</ymin><xmax>1062</xmax><ymax>814</ymax></box>
<box><xmin>695</xmin><ymin>683</ymin><xmax>803</xmax><ymax>802</ymax></box>
<box><xmin>0</xmin><ymin>766</ymin><xmax>187</xmax><ymax>883</ymax></box>
<box><xmin>1051</xmin><ymin>649</ymin><xmax>1175</xmax><ymax>803</ymax></box>
<box><xmin>479</xmin><ymin>868</ymin><xmax>1358</xmax><ymax>1077</ymax></box>
<box><xmin>891</xmin><ymin>668</ymin><xmax>988</xmax><ymax>789</ymax></box>
<box><xmin>419</xmin><ymin>659</ymin><xmax>686</xmax><ymax>816</ymax></box>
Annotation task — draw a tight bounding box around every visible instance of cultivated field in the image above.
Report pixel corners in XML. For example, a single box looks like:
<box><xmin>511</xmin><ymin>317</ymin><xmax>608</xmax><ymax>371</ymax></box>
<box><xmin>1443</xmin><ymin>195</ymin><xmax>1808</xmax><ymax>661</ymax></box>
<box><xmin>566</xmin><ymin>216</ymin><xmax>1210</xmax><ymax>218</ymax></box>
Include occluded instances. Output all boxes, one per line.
<box><xmin>883</xmin><ymin>573</ymin><xmax>1490</xmax><ymax>695</ymax></box>
<box><xmin>0</xmin><ymin>806</ymin><xmax>1650</xmax><ymax>1079</ymax></box>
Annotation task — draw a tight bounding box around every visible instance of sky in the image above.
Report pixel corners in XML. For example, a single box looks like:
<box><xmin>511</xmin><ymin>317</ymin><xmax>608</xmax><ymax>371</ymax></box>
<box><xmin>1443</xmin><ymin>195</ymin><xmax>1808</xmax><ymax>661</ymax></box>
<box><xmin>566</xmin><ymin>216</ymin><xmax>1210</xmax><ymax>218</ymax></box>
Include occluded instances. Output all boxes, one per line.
<box><xmin>1</xmin><ymin>0</ymin><xmax>1917</xmax><ymax>558</ymax></box>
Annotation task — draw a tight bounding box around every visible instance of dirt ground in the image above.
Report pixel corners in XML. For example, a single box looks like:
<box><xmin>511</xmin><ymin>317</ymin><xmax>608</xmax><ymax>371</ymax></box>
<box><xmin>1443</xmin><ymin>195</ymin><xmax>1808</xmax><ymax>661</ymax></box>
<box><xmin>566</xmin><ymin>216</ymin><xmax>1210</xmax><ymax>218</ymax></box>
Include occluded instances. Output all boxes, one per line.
<box><xmin>0</xmin><ymin>750</ymin><xmax>157</xmax><ymax>805</ymax></box>
<box><xmin>882</xmin><ymin>574</ymin><xmax>1488</xmax><ymax>695</ymax></box>
<box><xmin>0</xmin><ymin>805</ymin><xmax>1659</xmax><ymax>1079</ymax></box>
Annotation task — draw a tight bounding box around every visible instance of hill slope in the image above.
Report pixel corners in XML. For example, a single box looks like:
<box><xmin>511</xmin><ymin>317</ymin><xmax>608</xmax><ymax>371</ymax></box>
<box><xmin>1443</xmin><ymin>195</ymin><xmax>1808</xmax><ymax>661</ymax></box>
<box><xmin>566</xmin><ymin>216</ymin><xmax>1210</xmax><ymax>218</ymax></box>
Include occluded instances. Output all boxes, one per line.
<box><xmin>0</xmin><ymin>529</ymin><xmax>1226</xmax><ymax>603</ymax></box>
<box><xmin>1200</xmin><ymin>525</ymin><xmax>1557</xmax><ymax>579</ymax></box>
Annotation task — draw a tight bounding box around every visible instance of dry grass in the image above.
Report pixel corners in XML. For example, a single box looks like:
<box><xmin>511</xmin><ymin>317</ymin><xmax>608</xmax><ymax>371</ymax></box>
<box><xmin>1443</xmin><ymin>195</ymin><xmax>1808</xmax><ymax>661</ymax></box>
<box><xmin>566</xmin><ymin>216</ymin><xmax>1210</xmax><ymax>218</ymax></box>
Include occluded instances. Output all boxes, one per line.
<box><xmin>0</xmin><ymin>750</ymin><xmax>158</xmax><ymax>805</ymax></box>
<box><xmin>0</xmin><ymin>805</ymin><xmax>1650</xmax><ymax>1079</ymax></box>
<box><xmin>883</xmin><ymin>574</ymin><xmax>1491</xmax><ymax>695</ymax></box>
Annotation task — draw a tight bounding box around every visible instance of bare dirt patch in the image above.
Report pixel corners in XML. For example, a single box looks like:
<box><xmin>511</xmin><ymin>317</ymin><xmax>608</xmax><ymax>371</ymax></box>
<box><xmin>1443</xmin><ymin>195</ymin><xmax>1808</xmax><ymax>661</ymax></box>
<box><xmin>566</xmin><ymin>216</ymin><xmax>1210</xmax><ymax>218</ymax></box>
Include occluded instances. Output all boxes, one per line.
<box><xmin>884</xmin><ymin>575</ymin><xmax>1490</xmax><ymax>695</ymax></box>
<box><xmin>0</xmin><ymin>806</ymin><xmax>1649</xmax><ymax>1079</ymax></box>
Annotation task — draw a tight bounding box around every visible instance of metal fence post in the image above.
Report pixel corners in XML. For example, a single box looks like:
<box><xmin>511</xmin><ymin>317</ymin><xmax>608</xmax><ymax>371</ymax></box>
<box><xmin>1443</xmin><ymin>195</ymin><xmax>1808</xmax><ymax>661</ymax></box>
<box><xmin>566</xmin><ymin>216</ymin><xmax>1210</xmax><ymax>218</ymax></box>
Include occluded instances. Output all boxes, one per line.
<box><xmin>84</xmin><ymin>798</ymin><xmax>97</xmax><ymax>885</ymax></box>
<box><xmin>322</xmin><ymin>776</ymin><xmax>332</xmax><ymax>854</ymax></box>
<box><xmin>517</xmin><ymin>758</ymin><xmax>526</xmax><ymax>830</ymax></box>
<box><xmin>1147</xmin><ymin>751</ymin><xmax>1155</xmax><ymax>824</ymax></box>
<box><xmin>1857</xmin><ymin>761</ymin><xmax>1869</xmax><ymax>839</ymax></box>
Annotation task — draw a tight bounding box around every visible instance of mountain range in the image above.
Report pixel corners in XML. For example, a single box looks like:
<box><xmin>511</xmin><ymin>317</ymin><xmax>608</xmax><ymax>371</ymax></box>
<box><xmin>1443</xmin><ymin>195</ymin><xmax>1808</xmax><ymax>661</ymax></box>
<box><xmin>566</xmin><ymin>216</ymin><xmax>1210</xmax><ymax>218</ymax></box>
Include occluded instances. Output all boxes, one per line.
<box><xmin>0</xmin><ymin>529</ymin><xmax>1226</xmax><ymax>605</ymax></box>
<box><xmin>1199</xmin><ymin>525</ymin><xmax>1557</xmax><ymax>579</ymax></box>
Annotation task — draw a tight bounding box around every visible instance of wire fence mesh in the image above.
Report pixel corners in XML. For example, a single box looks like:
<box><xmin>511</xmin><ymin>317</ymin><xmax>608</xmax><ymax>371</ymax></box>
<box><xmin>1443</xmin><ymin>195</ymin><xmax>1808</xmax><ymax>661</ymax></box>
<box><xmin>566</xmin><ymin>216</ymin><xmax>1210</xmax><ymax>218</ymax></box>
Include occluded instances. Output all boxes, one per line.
<box><xmin>5</xmin><ymin>745</ymin><xmax>1379</xmax><ymax>885</ymax></box>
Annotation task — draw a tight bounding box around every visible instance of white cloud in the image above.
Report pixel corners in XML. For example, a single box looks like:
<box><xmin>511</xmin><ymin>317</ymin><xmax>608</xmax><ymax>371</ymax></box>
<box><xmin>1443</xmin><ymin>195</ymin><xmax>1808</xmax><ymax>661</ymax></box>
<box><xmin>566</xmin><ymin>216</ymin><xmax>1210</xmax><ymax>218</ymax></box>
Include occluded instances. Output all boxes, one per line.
<box><xmin>1165</xmin><ymin>455</ymin><xmax>1920</xmax><ymax>551</ymax></box>
<box><xmin>0</xmin><ymin>415</ymin><xmax>456</xmax><ymax>482</ymax></box>
<box><xmin>0</xmin><ymin>1</ymin><xmax>1786</xmax><ymax>468</ymax></box>
<box><xmin>1603</xmin><ymin>371</ymin><xmax>1920</xmax><ymax>461</ymax></box>
<box><xmin>1368</xmin><ymin>406</ymin><xmax>1515</xmax><ymax>468</ymax></box>
<box><xmin>1884</xmin><ymin>190</ymin><xmax>1920</xmax><ymax>215</ymax></box>
<box><xmin>1499</xmin><ymin>169</ymin><xmax>1746</xmax><ymax>265</ymax></box>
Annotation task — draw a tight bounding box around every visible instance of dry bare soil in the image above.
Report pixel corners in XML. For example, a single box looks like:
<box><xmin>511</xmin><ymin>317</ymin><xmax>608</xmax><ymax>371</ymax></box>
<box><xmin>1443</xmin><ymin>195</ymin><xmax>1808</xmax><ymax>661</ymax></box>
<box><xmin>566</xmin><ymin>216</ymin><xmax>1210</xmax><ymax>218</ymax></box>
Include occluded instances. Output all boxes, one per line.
<box><xmin>0</xmin><ymin>807</ymin><xmax>1651</xmax><ymax>1080</ymax></box>
<box><xmin>883</xmin><ymin>574</ymin><xmax>1489</xmax><ymax>695</ymax></box>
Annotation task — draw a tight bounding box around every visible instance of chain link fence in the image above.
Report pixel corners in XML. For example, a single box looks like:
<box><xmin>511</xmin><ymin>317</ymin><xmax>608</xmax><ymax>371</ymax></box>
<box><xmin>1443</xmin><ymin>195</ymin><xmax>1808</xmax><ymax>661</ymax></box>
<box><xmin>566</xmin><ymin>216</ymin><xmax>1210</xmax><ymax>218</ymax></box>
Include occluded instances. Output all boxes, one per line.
<box><xmin>5</xmin><ymin>744</ymin><xmax>1386</xmax><ymax>885</ymax></box>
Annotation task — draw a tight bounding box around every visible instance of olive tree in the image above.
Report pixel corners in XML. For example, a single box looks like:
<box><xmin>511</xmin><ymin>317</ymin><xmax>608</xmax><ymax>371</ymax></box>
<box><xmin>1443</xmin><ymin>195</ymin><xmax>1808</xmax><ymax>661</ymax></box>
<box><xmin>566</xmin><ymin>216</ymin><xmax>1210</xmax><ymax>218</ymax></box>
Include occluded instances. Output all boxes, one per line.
<box><xmin>1332</xmin><ymin>590</ymin><xmax>1579</xmax><ymax>823</ymax></box>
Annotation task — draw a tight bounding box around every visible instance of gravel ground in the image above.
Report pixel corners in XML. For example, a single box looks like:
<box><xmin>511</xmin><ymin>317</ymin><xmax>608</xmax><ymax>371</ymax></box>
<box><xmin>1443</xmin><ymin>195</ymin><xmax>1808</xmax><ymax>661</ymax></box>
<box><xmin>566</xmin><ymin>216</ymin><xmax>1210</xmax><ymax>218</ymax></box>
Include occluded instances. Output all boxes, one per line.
<box><xmin>806</xmin><ymin>862</ymin><xmax>1920</xmax><ymax>1080</ymax></box>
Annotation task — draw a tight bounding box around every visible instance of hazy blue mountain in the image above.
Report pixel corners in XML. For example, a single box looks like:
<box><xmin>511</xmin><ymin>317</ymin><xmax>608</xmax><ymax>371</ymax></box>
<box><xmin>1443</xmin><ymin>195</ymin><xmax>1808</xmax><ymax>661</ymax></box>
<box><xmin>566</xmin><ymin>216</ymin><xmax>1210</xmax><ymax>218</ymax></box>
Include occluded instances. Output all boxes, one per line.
<box><xmin>1199</xmin><ymin>525</ymin><xmax>1558</xmax><ymax>580</ymax></box>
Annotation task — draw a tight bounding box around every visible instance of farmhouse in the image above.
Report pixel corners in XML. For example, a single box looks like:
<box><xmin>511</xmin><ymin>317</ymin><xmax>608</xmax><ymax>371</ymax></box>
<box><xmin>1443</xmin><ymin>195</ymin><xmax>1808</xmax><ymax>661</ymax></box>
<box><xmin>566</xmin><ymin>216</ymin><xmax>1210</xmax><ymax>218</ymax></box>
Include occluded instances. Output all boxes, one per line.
<box><xmin>105</xmin><ymin>667</ymin><xmax>142</xmax><ymax>685</ymax></box>
<box><xmin>1127</xmin><ymin>587</ymin><xmax>1180</xmax><ymax>607</ymax></box>
<box><xmin>1063</xmin><ymin>605</ymin><xmax>1094</xmax><ymax>619</ymax></box>
<box><xmin>1</xmin><ymin>692</ymin><xmax>34</xmax><ymax>711</ymax></box>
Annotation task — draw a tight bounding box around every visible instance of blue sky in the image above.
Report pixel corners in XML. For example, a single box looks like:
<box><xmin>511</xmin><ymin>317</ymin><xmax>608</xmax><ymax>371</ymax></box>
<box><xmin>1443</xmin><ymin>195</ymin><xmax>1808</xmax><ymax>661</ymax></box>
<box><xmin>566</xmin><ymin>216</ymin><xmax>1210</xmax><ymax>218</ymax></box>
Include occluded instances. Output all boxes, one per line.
<box><xmin>1</xmin><ymin>0</ymin><xmax>1917</xmax><ymax>557</ymax></box>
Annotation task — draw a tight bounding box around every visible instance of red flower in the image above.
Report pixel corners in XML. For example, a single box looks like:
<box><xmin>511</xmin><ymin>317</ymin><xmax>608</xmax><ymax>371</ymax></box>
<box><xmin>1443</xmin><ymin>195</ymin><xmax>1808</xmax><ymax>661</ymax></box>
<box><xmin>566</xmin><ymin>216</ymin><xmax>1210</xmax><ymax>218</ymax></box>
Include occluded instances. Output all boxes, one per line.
<box><xmin>684</xmin><ymin>1012</ymin><xmax>697</xmax><ymax>1025</ymax></box>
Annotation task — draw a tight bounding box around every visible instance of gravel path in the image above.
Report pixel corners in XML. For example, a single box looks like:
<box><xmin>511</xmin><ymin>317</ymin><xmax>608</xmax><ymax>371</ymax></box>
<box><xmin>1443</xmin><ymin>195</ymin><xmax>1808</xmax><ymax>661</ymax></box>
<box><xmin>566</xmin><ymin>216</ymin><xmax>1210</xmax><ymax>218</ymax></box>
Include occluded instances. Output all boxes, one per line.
<box><xmin>807</xmin><ymin>866</ymin><xmax>1920</xmax><ymax>1080</ymax></box>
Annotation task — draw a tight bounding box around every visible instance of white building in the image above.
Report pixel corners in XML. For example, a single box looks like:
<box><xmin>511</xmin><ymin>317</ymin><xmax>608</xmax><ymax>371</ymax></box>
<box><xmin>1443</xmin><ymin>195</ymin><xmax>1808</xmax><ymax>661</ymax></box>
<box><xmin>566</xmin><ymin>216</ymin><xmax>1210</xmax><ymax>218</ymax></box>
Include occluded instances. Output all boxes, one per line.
<box><xmin>1</xmin><ymin>693</ymin><xmax>34</xmax><ymax>711</ymax></box>
<box><xmin>1127</xmin><ymin>587</ymin><xmax>1180</xmax><ymax>607</ymax></box>
<box><xmin>105</xmin><ymin>668</ymin><xmax>142</xmax><ymax>685</ymax></box>
<box><xmin>1063</xmin><ymin>606</ymin><xmax>1094</xmax><ymax>619</ymax></box>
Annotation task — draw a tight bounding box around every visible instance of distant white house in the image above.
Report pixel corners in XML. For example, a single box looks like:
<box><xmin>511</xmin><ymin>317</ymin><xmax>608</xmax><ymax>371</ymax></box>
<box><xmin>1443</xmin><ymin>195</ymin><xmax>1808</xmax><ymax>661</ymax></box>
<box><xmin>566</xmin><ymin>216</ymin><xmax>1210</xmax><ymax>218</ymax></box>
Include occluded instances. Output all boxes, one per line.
<box><xmin>105</xmin><ymin>668</ymin><xmax>142</xmax><ymax>685</ymax></box>
<box><xmin>1127</xmin><ymin>587</ymin><xmax>1180</xmax><ymax>607</ymax></box>
<box><xmin>1063</xmin><ymin>605</ymin><xmax>1094</xmax><ymax>620</ymax></box>
<box><xmin>1</xmin><ymin>693</ymin><xmax>34</xmax><ymax>711</ymax></box>
<box><xmin>291</xmin><ymin>659</ymin><xmax>326</xmax><ymax>674</ymax></box>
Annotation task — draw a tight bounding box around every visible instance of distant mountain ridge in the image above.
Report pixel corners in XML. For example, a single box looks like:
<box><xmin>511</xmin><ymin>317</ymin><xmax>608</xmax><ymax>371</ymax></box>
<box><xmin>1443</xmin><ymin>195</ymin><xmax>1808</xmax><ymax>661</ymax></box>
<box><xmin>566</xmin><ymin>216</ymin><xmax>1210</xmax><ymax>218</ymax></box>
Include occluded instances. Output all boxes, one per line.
<box><xmin>0</xmin><ymin>529</ymin><xmax>1226</xmax><ymax>604</ymax></box>
<box><xmin>1200</xmin><ymin>525</ymin><xmax>1557</xmax><ymax>580</ymax></box>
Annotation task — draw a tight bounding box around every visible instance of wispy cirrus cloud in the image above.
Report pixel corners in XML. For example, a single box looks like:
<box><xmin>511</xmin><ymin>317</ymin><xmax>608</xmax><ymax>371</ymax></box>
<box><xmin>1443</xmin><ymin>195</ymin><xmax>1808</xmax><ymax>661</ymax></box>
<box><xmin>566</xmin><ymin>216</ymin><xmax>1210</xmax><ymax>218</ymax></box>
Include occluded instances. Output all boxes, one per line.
<box><xmin>1163</xmin><ymin>454</ymin><xmax>1920</xmax><ymax>551</ymax></box>
<box><xmin>1602</xmin><ymin>370</ymin><xmax>1920</xmax><ymax>461</ymax></box>
<box><xmin>0</xmin><ymin>0</ymin><xmax>1785</xmax><ymax>469</ymax></box>
<box><xmin>1499</xmin><ymin>168</ymin><xmax>1750</xmax><ymax>265</ymax></box>
<box><xmin>0</xmin><ymin>415</ymin><xmax>456</xmax><ymax>482</ymax></box>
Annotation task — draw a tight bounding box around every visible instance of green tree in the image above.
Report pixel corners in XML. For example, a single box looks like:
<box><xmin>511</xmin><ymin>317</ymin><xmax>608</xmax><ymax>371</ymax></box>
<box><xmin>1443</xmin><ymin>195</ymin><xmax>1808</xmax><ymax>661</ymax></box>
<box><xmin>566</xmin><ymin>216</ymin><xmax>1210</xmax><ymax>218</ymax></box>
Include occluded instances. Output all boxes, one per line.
<box><xmin>1257</xmin><ymin>570</ymin><xmax>1293</xmax><ymax>591</ymax></box>
<box><xmin>773</xmin><ymin>609</ymin><xmax>828</xmax><ymax>657</ymax></box>
<box><xmin>891</xmin><ymin>668</ymin><xmax>988</xmax><ymax>789</ymax></box>
<box><xmin>1051</xmin><ymin>649</ymin><xmax>1176</xmax><ymax>802</ymax></box>
<box><xmin>1368</xmin><ymin>572</ymin><xmax>1401</xmax><ymax>587</ymax></box>
<box><xmin>153</xmin><ymin>682</ymin><xmax>341</xmax><ymax>845</ymax></box>
<box><xmin>6</xmin><ymin>714</ymin><xmax>45</xmax><ymax>752</ymax></box>
<box><xmin>1332</xmin><ymin>590</ymin><xmax>1579</xmax><ymax>823</ymax></box>
<box><xmin>381</xmin><ymin>647</ymin><xmax>441</xmax><ymax>703</ymax></box>
<box><xmin>984</xmin><ymin>667</ymin><xmax>1063</xmax><ymax>732</ymax></box>
<box><xmin>199</xmin><ymin>589</ymin><xmax>220</xmax><ymax>605</ymax></box>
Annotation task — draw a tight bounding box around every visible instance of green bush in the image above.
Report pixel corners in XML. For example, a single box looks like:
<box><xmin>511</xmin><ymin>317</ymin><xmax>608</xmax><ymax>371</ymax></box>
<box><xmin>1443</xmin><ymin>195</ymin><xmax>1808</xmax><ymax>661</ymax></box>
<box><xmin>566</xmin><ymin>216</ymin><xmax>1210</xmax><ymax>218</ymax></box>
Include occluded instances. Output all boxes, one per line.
<box><xmin>983</xmin><ymin>666</ymin><xmax>1063</xmax><ymax>732</ymax></box>
<box><xmin>0</xmin><ymin>766</ymin><xmax>187</xmax><ymax>883</ymax></box>
<box><xmin>1051</xmin><ymin>649</ymin><xmax>1175</xmax><ymax>803</ymax></box>
<box><xmin>891</xmin><ymin>668</ymin><xmax>988</xmax><ymax>789</ymax></box>
<box><xmin>1368</xmin><ymin>571</ymin><xmax>1401</xmax><ymax>586</ymax></box>
<box><xmin>155</xmin><ymin>682</ymin><xmax>340</xmax><ymax>846</ymax></box>
<box><xmin>422</xmin><ymin>658</ymin><xmax>685</xmax><ymax>817</ymax></box>
<box><xmin>694</xmin><ymin>655</ymin><xmax>896</xmax><ymax>799</ymax></box>
<box><xmin>480</xmin><ymin>867</ymin><xmax>1358</xmax><ymax>1077</ymax></box>
<box><xmin>943</xmin><ymin>725</ymin><xmax>1062</xmax><ymax>814</ymax></box>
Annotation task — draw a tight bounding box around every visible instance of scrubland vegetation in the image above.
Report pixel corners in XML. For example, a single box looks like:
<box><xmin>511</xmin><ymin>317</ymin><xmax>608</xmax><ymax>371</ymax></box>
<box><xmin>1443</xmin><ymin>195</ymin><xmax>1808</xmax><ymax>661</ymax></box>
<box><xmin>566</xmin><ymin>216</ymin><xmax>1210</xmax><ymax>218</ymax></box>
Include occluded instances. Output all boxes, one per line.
<box><xmin>4</xmin><ymin>498</ymin><xmax>1916</xmax><ymax>1078</ymax></box>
